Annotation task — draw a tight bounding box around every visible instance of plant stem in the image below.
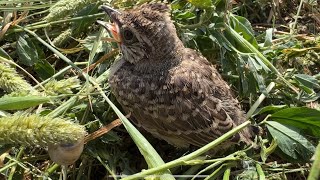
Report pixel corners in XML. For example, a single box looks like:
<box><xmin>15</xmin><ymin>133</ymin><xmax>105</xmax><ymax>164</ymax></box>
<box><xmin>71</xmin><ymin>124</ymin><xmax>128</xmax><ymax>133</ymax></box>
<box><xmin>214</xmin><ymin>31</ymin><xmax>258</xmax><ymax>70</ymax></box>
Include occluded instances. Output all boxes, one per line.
<box><xmin>308</xmin><ymin>141</ymin><xmax>320</xmax><ymax>180</ymax></box>
<box><xmin>121</xmin><ymin>121</ymin><xmax>251</xmax><ymax>180</ymax></box>
<box><xmin>256</xmin><ymin>163</ymin><xmax>266</xmax><ymax>180</ymax></box>
<box><xmin>0</xmin><ymin>162</ymin><xmax>18</xmax><ymax>173</ymax></box>
<box><xmin>246</xmin><ymin>82</ymin><xmax>275</xmax><ymax>118</ymax></box>
<box><xmin>223</xmin><ymin>167</ymin><xmax>231</xmax><ymax>180</ymax></box>
<box><xmin>291</xmin><ymin>0</ymin><xmax>304</xmax><ymax>34</ymax></box>
<box><xmin>45</xmin><ymin>163</ymin><xmax>60</xmax><ymax>176</ymax></box>
<box><xmin>96</xmin><ymin>156</ymin><xmax>118</xmax><ymax>180</ymax></box>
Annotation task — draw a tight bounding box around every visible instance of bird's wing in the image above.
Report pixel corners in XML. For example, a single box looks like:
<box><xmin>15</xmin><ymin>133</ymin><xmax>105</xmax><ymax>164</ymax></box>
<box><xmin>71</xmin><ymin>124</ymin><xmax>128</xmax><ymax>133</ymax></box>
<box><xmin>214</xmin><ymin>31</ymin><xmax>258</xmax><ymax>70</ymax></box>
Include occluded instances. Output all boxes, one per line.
<box><xmin>127</xmin><ymin>50</ymin><xmax>247</xmax><ymax>147</ymax></box>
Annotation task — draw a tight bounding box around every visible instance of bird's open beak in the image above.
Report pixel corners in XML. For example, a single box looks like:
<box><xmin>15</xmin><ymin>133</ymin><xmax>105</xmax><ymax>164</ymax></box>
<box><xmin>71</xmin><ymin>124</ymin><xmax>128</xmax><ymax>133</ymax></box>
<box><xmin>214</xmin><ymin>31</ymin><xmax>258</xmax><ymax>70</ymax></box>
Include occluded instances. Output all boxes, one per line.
<box><xmin>97</xmin><ymin>5</ymin><xmax>121</xmax><ymax>42</ymax></box>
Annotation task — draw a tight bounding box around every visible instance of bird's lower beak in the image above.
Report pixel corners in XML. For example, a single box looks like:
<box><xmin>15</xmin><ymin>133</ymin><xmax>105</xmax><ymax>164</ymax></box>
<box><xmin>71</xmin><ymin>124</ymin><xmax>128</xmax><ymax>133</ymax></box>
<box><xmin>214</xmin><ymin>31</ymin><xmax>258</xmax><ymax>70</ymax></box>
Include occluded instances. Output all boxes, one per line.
<box><xmin>97</xmin><ymin>5</ymin><xmax>121</xmax><ymax>42</ymax></box>
<box><xmin>96</xmin><ymin>20</ymin><xmax>121</xmax><ymax>42</ymax></box>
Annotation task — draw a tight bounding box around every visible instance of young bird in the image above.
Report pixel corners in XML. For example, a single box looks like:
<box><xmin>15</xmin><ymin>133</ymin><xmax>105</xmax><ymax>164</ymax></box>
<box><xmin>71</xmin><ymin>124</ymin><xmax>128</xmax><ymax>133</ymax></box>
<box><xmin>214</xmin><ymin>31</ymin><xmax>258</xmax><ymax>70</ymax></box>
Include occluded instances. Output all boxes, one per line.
<box><xmin>97</xmin><ymin>3</ymin><xmax>252</xmax><ymax>150</ymax></box>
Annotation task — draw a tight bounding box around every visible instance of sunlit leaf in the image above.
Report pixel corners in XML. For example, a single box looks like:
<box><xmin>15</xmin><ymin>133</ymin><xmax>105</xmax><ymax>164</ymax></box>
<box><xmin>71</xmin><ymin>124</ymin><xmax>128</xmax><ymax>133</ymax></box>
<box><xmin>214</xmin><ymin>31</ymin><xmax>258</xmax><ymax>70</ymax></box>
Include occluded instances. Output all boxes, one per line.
<box><xmin>267</xmin><ymin>121</ymin><xmax>315</xmax><ymax>161</ymax></box>
<box><xmin>0</xmin><ymin>96</ymin><xmax>52</xmax><ymax>110</ymax></box>
<box><xmin>175</xmin><ymin>11</ymin><xmax>196</xmax><ymax>20</ymax></box>
<box><xmin>230</xmin><ymin>15</ymin><xmax>258</xmax><ymax>49</ymax></box>
<box><xmin>187</xmin><ymin>0</ymin><xmax>212</xmax><ymax>9</ymax></box>
<box><xmin>297</xmin><ymin>91</ymin><xmax>320</xmax><ymax>103</ymax></box>
<box><xmin>253</xmin><ymin>105</ymin><xmax>287</xmax><ymax>116</ymax></box>
<box><xmin>16</xmin><ymin>34</ymin><xmax>39</xmax><ymax>66</ymax></box>
<box><xmin>295</xmin><ymin>74</ymin><xmax>320</xmax><ymax>89</ymax></box>
<box><xmin>270</xmin><ymin>107</ymin><xmax>320</xmax><ymax>137</ymax></box>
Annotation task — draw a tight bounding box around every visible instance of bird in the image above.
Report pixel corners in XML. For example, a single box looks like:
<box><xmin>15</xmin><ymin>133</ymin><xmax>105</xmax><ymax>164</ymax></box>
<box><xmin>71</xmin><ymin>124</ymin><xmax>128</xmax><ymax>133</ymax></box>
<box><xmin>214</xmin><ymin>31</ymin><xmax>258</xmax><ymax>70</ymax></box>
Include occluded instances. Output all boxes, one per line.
<box><xmin>97</xmin><ymin>3</ymin><xmax>253</xmax><ymax>150</ymax></box>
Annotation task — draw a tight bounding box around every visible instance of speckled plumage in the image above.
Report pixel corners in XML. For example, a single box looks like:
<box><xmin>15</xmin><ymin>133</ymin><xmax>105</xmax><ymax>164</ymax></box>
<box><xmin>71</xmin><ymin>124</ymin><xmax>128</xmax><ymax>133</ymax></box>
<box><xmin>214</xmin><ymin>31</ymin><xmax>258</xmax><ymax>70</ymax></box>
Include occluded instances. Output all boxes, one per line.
<box><xmin>100</xmin><ymin>3</ymin><xmax>252</xmax><ymax>148</ymax></box>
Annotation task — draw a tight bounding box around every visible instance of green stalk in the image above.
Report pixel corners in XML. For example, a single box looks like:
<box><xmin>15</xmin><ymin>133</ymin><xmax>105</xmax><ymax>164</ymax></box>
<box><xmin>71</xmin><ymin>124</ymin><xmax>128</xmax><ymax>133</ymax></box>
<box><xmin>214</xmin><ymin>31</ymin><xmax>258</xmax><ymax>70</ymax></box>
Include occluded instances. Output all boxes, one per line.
<box><xmin>256</xmin><ymin>163</ymin><xmax>265</xmax><ymax>180</ymax></box>
<box><xmin>96</xmin><ymin>156</ymin><xmax>117</xmax><ymax>180</ymax></box>
<box><xmin>45</xmin><ymin>164</ymin><xmax>60</xmax><ymax>176</ymax></box>
<box><xmin>34</xmin><ymin>65</ymin><xmax>72</xmax><ymax>88</ymax></box>
<box><xmin>291</xmin><ymin>0</ymin><xmax>304</xmax><ymax>34</ymax></box>
<box><xmin>47</xmin><ymin>68</ymin><xmax>110</xmax><ymax>118</ymax></box>
<box><xmin>191</xmin><ymin>151</ymin><xmax>241</xmax><ymax>180</ymax></box>
<box><xmin>308</xmin><ymin>141</ymin><xmax>320</xmax><ymax>180</ymax></box>
<box><xmin>204</xmin><ymin>163</ymin><xmax>226</xmax><ymax>180</ymax></box>
<box><xmin>121</xmin><ymin>121</ymin><xmax>251</xmax><ymax>180</ymax></box>
<box><xmin>223</xmin><ymin>167</ymin><xmax>231</xmax><ymax>180</ymax></box>
<box><xmin>192</xmin><ymin>161</ymin><xmax>224</xmax><ymax>180</ymax></box>
<box><xmin>8</xmin><ymin>147</ymin><xmax>25</xmax><ymax>180</ymax></box>
<box><xmin>0</xmin><ymin>162</ymin><xmax>18</xmax><ymax>173</ymax></box>
<box><xmin>246</xmin><ymin>82</ymin><xmax>275</xmax><ymax>118</ymax></box>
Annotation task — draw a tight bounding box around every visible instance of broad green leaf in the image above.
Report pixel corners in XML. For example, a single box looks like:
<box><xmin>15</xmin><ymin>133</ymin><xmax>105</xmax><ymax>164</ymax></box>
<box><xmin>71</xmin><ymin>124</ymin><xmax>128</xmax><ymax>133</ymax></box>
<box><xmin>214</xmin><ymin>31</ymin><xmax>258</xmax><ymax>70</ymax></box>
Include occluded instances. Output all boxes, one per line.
<box><xmin>297</xmin><ymin>83</ymin><xmax>315</xmax><ymax>94</ymax></box>
<box><xmin>253</xmin><ymin>105</ymin><xmax>287</xmax><ymax>116</ymax></box>
<box><xmin>16</xmin><ymin>34</ymin><xmax>39</xmax><ymax>66</ymax></box>
<box><xmin>248</xmin><ymin>56</ymin><xmax>262</xmax><ymax>71</ymax></box>
<box><xmin>294</xmin><ymin>74</ymin><xmax>320</xmax><ymax>89</ymax></box>
<box><xmin>298</xmin><ymin>91</ymin><xmax>320</xmax><ymax>103</ymax></box>
<box><xmin>266</xmin><ymin>121</ymin><xmax>315</xmax><ymax>161</ymax></box>
<box><xmin>175</xmin><ymin>11</ymin><xmax>196</xmax><ymax>20</ymax></box>
<box><xmin>34</xmin><ymin>59</ymin><xmax>55</xmax><ymax>80</ymax></box>
<box><xmin>187</xmin><ymin>0</ymin><xmax>212</xmax><ymax>9</ymax></box>
<box><xmin>0</xmin><ymin>96</ymin><xmax>52</xmax><ymax>110</ymax></box>
<box><xmin>270</xmin><ymin>107</ymin><xmax>320</xmax><ymax>137</ymax></box>
<box><xmin>230</xmin><ymin>15</ymin><xmax>259</xmax><ymax>49</ymax></box>
<box><xmin>247</xmin><ymin>56</ymin><xmax>267</xmax><ymax>95</ymax></box>
<box><xmin>254</xmin><ymin>55</ymin><xmax>271</xmax><ymax>72</ymax></box>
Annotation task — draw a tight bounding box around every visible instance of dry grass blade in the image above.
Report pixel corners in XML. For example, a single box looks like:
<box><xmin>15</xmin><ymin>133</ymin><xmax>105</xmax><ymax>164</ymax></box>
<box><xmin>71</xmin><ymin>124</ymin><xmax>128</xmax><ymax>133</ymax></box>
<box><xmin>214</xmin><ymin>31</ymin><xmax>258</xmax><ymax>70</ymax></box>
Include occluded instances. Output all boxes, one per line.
<box><xmin>84</xmin><ymin>118</ymin><xmax>122</xmax><ymax>143</ymax></box>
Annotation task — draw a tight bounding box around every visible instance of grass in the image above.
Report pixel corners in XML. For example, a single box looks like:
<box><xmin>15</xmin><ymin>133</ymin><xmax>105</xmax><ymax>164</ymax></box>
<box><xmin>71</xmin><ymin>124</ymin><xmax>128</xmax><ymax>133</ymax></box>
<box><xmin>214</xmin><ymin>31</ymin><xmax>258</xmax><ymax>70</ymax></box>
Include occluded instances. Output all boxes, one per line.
<box><xmin>0</xmin><ymin>0</ymin><xmax>319</xmax><ymax>179</ymax></box>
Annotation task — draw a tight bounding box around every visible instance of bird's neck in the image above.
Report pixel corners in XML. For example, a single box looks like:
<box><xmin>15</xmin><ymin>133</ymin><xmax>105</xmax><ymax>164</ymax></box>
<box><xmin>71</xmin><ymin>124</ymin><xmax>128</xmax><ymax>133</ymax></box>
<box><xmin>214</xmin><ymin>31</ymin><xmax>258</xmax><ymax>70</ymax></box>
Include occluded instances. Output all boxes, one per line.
<box><xmin>135</xmin><ymin>40</ymin><xmax>184</xmax><ymax>74</ymax></box>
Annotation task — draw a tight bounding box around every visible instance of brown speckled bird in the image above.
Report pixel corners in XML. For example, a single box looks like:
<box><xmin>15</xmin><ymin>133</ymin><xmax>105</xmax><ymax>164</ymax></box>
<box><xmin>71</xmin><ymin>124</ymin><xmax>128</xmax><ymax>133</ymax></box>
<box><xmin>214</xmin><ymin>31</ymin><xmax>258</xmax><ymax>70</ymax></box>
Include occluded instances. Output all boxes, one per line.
<box><xmin>97</xmin><ymin>3</ymin><xmax>252</xmax><ymax>150</ymax></box>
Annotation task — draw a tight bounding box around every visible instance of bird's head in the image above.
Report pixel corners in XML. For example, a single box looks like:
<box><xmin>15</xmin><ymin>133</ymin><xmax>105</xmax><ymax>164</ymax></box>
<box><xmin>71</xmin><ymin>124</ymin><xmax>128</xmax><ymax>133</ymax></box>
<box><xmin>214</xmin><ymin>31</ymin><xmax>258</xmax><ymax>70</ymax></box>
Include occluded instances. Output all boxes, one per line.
<box><xmin>97</xmin><ymin>3</ymin><xmax>183</xmax><ymax>65</ymax></box>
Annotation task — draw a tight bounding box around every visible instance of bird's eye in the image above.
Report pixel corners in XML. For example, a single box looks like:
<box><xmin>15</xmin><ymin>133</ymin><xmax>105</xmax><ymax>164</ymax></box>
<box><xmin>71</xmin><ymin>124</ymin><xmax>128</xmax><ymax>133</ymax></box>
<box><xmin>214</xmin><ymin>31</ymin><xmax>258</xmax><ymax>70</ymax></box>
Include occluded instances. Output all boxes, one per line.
<box><xmin>122</xmin><ymin>29</ymin><xmax>134</xmax><ymax>41</ymax></box>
